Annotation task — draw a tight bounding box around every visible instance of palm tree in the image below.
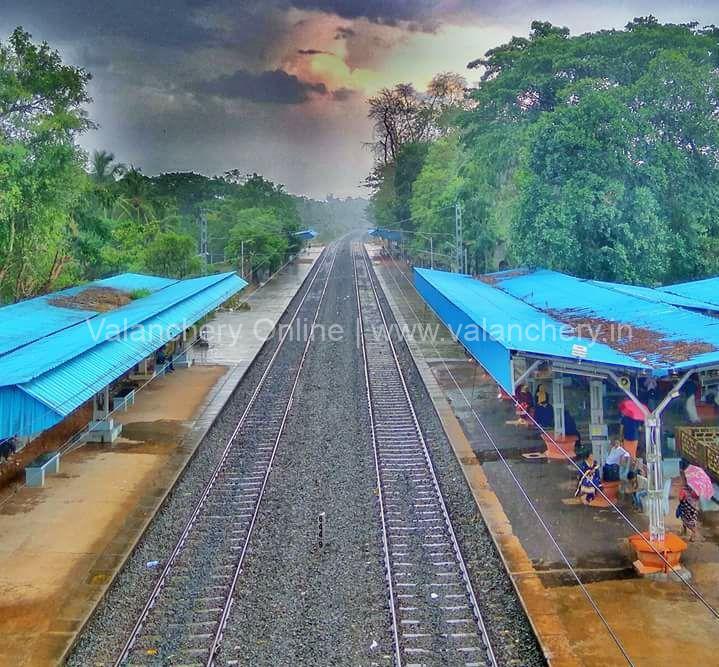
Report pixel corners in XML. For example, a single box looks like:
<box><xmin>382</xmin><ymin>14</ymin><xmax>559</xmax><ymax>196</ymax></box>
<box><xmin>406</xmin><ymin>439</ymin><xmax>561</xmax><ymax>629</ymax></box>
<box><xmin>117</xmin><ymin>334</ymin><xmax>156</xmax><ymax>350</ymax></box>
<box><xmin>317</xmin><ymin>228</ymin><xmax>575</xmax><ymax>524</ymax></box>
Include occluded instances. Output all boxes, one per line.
<box><xmin>89</xmin><ymin>149</ymin><xmax>126</xmax><ymax>184</ymax></box>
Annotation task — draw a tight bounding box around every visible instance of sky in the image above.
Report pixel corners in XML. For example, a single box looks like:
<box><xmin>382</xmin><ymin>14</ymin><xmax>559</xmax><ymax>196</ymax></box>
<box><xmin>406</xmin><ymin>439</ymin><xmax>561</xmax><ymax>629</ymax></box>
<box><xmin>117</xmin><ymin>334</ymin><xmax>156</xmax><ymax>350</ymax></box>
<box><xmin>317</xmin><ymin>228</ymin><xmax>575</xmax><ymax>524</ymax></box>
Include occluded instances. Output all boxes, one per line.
<box><xmin>2</xmin><ymin>1</ymin><xmax>718</xmax><ymax>199</ymax></box>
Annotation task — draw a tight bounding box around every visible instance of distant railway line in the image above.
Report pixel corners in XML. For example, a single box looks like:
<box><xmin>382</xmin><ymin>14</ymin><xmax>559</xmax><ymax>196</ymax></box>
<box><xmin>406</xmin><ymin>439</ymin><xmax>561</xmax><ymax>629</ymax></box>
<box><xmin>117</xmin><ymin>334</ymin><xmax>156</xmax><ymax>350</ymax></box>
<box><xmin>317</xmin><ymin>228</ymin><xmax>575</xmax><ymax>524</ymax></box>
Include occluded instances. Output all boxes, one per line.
<box><xmin>113</xmin><ymin>245</ymin><xmax>337</xmax><ymax>666</ymax></box>
<box><xmin>354</xmin><ymin>244</ymin><xmax>498</xmax><ymax>667</ymax></box>
<box><xmin>69</xmin><ymin>236</ymin><xmax>540</xmax><ymax>667</ymax></box>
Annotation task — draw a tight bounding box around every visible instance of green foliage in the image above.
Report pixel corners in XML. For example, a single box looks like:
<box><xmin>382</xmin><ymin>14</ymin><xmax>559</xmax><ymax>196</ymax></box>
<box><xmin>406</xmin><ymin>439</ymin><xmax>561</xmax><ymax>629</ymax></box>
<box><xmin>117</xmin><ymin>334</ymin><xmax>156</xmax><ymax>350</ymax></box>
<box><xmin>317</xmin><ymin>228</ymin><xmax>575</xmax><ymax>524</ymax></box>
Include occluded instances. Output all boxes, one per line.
<box><xmin>223</xmin><ymin>207</ymin><xmax>289</xmax><ymax>276</ymax></box>
<box><xmin>484</xmin><ymin>20</ymin><xmax>719</xmax><ymax>283</ymax></box>
<box><xmin>129</xmin><ymin>288</ymin><xmax>152</xmax><ymax>300</ymax></box>
<box><xmin>369</xmin><ymin>18</ymin><xmax>719</xmax><ymax>283</ymax></box>
<box><xmin>0</xmin><ymin>28</ymin><xmax>91</xmax><ymax>300</ymax></box>
<box><xmin>0</xmin><ymin>27</ymin><xmax>357</xmax><ymax>303</ymax></box>
<box><xmin>143</xmin><ymin>231</ymin><xmax>202</xmax><ymax>278</ymax></box>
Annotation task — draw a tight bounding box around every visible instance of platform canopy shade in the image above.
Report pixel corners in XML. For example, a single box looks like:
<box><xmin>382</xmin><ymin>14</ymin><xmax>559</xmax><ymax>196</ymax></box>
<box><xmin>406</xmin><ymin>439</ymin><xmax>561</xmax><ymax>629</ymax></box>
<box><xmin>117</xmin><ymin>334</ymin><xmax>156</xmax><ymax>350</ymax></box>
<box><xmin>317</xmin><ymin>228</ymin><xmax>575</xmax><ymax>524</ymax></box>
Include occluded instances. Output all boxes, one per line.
<box><xmin>658</xmin><ymin>276</ymin><xmax>719</xmax><ymax>310</ymax></box>
<box><xmin>413</xmin><ymin>268</ymin><xmax>653</xmax><ymax>393</ymax></box>
<box><xmin>293</xmin><ymin>229</ymin><xmax>318</xmax><ymax>240</ymax></box>
<box><xmin>368</xmin><ymin>227</ymin><xmax>402</xmax><ymax>242</ymax></box>
<box><xmin>0</xmin><ymin>272</ymin><xmax>247</xmax><ymax>439</ymax></box>
<box><xmin>415</xmin><ymin>265</ymin><xmax>719</xmax><ymax>545</ymax></box>
<box><xmin>0</xmin><ymin>273</ymin><xmax>177</xmax><ymax>358</ymax></box>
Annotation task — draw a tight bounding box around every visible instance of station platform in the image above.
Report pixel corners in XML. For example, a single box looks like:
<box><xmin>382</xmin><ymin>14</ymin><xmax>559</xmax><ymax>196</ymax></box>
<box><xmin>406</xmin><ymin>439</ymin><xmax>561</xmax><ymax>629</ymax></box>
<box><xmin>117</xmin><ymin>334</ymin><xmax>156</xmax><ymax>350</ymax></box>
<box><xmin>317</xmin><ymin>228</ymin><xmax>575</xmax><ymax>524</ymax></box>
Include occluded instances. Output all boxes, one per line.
<box><xmin>0</xmin><ymin>248</ymin><xmax>323</xmax><ymax>667</ymax></box>
<box><xmin>370</xmin><ymin>249</ymin><xmax>719</xmax><ymax>667</ymax></box>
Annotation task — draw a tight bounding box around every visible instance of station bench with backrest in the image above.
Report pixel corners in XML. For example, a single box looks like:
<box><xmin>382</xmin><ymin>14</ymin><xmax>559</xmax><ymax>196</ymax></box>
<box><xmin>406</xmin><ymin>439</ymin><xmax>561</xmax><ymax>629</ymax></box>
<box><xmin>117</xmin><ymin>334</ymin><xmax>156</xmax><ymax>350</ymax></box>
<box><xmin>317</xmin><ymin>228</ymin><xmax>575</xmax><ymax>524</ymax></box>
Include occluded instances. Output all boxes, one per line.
<box><xmin>25</xmin><ymin>451</ymin><xmax>60</xmax><ymax>488</ymax></box>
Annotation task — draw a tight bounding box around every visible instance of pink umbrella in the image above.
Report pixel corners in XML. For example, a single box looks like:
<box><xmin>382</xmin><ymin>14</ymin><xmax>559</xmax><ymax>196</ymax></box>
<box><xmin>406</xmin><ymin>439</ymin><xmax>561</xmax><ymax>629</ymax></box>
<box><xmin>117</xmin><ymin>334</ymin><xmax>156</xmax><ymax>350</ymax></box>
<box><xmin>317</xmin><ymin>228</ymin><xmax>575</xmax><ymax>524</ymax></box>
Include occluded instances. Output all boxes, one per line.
<box><xmin>618</xmin><ymin>399</ymin><xmax>647</xmax><ymax>421</ymax></box>
<box><xmin>685</xmin><ymin>465</ymin><xmax>715</xmax><ymax>499</ymax></box>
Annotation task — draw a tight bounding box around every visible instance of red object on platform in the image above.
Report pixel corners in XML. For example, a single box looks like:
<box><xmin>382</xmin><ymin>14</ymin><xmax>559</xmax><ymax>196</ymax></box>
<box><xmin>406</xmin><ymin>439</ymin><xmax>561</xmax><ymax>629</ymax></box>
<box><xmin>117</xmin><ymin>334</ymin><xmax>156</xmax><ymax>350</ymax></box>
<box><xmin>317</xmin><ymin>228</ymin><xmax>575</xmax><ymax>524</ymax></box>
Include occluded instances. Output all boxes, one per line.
<box><xmin>618</xmin><ymin>399</ymin><xmax>647</xmax><ymax>421</ymax></box>
<box><xmin>685</xmin><ymin>465</ymin><xmax>714</xmax><ymax>499</ymax></box>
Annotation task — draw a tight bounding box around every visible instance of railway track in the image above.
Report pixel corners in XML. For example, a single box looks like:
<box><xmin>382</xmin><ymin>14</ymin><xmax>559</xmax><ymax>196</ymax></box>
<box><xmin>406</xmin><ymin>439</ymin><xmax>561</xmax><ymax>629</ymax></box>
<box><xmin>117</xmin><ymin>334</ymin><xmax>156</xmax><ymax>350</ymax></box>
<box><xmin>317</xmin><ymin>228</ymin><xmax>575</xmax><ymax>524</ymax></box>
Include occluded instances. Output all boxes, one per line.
<box><xmin>354</xmin><ymin>244</ymin><xmax>498</xmax><ymax>667</ymax></box>
<box><xmin>113</xmin><ymin>244</ymin><xmax>338</xmax><ymax>667</ymax></box>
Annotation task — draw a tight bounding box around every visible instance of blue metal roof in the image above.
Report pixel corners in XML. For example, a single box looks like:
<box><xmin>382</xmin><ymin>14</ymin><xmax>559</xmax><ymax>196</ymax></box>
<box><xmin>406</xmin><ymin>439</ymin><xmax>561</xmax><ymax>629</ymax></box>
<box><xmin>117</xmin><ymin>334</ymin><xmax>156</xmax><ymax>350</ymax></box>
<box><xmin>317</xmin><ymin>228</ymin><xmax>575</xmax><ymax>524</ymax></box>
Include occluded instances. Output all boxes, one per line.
<box><xmin>415</xmin><ymin>267</ymin><xmax>719</xmax><ymax>393</ymax></box>
<box><xmin>591</xmin><ymin>280</ymin><xmax>719</xmax><ymax>312</ymax></box>
<box><xmin>0</xmin><ymin>271</ymin><xmax>246</xmax><ymax>438</ymax></box>
<box><xmin>0</xmin><ymin>273</ymin><xmax>177</xmax><ymax>358</ymax></box>
<box><xmin>484</xmin><ymin>268</ymin><xmax>719</xmax><ymax>372</ymax></box>
<box><xmin>415</xmin><ymin>269</ymin><xmax>649</xmax><ymax>375</ymax></box>
<box><xmin>294</xmin><ymin>229</ymin><xmax>318</xmax><ymax>240</ymax></box>
<box><xmin>659</xmin><ymin>276</ymin><xmax>719</xmax><ymax>309</ymax></box>
<box><xmin>368</xmin><ymin>227</ymin><xmax>402</xmax><ymax>242</ymax></box>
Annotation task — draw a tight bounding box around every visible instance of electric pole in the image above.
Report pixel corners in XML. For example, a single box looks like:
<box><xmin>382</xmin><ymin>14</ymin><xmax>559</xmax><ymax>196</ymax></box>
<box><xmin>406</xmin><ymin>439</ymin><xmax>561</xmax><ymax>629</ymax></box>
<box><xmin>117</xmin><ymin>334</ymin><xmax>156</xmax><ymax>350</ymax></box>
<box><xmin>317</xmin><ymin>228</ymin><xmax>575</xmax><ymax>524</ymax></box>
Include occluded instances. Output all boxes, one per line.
<box><xmin>455</xmin><ymin>201</ymin><xmax>463</xmax><ymax>273</ymax></box>
<box><xmin>198</xmin><ymin>209</ymin><xmax>209</xmax><ymax>273</ymax></box>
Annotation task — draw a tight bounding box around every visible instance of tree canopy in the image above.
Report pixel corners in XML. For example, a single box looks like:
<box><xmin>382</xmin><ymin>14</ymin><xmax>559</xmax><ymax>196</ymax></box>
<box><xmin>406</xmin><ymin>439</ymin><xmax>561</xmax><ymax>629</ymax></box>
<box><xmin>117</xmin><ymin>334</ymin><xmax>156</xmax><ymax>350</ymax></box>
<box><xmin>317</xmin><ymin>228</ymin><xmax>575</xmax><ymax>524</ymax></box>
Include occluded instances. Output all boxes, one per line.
<box><xmin>366</xmin><ymin>18</ymin><xmax>719</xmax><ymax>285</ymax></box>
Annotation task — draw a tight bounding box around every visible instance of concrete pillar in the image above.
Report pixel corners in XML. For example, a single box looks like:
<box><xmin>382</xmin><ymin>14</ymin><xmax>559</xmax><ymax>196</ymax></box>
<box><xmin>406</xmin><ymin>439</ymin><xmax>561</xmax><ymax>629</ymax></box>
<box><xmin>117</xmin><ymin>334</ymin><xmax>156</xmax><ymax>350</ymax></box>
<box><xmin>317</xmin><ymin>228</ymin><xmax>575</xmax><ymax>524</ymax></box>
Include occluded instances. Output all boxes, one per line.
<box><xmin>589</xmin><ymin>379</ymin><xmax>609</xmax><ymax>464</ymax></box>
<box><xmin>85</xmin><ymin>385</ymin><xmax>122</xmax><ymax>444</ymax></box>
<box><xmin>552</xmin><ymin>376</ymin><xmax>565</xmax><ymax>437</ymax></box>
<box><xmin>645</xmin><ymin>414</ymin><xmax>665</xmax><ymax>543</ymax></box>
<box><xmin>92</xmin><ymin>386</ymin><xmax>110</xmax><ymax>421</ymax></box>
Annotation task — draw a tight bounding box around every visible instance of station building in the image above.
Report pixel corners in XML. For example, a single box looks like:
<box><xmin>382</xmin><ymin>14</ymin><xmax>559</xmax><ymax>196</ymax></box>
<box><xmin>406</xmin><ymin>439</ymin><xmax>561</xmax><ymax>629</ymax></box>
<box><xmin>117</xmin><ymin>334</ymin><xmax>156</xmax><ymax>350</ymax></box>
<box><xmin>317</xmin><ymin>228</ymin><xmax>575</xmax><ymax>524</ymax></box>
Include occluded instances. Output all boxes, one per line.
<box><xmin>0</xmin><ymin>271</ymin><xmax>246</xmax><ymax>482</ymax></box>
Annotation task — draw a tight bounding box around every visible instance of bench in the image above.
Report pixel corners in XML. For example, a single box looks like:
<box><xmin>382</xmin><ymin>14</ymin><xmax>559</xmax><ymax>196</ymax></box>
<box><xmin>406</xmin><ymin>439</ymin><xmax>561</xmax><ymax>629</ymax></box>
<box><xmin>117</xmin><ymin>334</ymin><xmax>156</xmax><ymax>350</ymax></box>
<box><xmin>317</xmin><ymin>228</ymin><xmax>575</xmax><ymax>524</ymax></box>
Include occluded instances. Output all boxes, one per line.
<box><xmin>112</xmin><ymin>388</ymin><xmax>136</xmax><ymax>412</ymax></box>
<box><xmin>25</xmin><ymin>451</ymin><xmax>60</xmax><ymax>488</ymax></box>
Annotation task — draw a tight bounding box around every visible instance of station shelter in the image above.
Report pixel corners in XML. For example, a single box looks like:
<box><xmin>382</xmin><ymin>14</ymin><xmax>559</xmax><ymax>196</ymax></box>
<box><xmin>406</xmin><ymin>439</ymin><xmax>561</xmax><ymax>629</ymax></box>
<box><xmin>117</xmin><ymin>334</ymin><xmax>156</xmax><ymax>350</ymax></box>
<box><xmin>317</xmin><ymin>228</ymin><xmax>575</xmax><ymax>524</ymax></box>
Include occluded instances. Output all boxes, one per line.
<box><xmin>414</xmin><ymin>265</ymin><xmax>719</xmax><ymax>573</ymax></box>
<box><xmin>0</xmin><ymin>271</ymin><xmax>246</xmax><ymax>463</ymax></box>
<box><xmin>294</xmin><ymin>229</ymin><xmax>318</xmax><ymax>242</ymax></box>
<box><xmin>368</xmin><ymin>227</ymin><xmax>403</xmax><ymax>257</ymax></box>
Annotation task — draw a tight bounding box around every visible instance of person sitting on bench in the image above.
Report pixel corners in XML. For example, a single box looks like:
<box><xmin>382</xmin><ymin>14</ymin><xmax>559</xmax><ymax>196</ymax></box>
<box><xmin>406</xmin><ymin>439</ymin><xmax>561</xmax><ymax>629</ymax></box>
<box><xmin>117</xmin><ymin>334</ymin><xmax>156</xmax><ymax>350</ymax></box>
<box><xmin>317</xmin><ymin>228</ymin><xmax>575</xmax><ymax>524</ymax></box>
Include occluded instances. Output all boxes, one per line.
<box><xmin>0</xmin><ymin>435</ymin><xmax>18</xmax><ymax>461</ymax></box>
<box><xmin>603</xmin><ymin>439</ymin><xmax>631</xmax><ymax>482</ymax></box>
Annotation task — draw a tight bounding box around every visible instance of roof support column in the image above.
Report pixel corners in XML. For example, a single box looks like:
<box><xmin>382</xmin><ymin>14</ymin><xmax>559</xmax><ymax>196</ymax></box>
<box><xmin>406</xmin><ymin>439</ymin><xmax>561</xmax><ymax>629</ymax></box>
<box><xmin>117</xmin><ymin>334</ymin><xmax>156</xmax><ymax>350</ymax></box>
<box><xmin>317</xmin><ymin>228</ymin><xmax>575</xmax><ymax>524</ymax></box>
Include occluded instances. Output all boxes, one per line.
<box><xmin>93</xmin><ymin>386</ymin><xmax>110</xmax><ymax>421</ymax></box>
<box><xmin>645</xmin><ymin>413</ymin><xmax>664</xmax><ymax>543</ymax></box>
<box><xmin>552</xmin><ymin>376</ymin><xmax>565</xmax><ymax>437</ymax></box>
<box><xmin>589</xmin><ymin>379</ymin><xmax>608</xmax><ymax>465</ymax></box>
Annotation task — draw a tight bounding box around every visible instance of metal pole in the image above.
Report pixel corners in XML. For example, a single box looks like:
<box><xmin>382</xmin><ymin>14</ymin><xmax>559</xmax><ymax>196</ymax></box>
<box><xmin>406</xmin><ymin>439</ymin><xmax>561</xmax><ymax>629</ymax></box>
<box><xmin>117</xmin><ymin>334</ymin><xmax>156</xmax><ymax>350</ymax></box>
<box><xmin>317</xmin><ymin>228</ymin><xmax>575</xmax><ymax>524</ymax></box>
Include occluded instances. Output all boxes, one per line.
<box><xmin>430</xmin><ymin>236</ymin><xmax>434</xmax><ymax>270</ymax></box>
<box><xmin>455</xmin><ymin>202</ymin><xmax>463</xmax><ymax>273</ymax></box>
<box><xmin>199</xmin><ymin>210</ymin><xmax>208</xmax><ymax>263</ymax></box>
<box><xmin>645</xmin><ymin>414</ymin><xmax>664</xmax><ymax>543</ymax></box>
<box><xmin>607</xmin><ymin>368</ymin><xmax>692</xmax><ymax>544</ymax></box>
<box><xmin>552</xmin><ymin>376</ymin><xmax>565</xmax><ymax>437</ymax></box>
<box><xmin>241</xmin><ymin>240</ymin><xmax>245</xmax><ymax>279</ymax></box>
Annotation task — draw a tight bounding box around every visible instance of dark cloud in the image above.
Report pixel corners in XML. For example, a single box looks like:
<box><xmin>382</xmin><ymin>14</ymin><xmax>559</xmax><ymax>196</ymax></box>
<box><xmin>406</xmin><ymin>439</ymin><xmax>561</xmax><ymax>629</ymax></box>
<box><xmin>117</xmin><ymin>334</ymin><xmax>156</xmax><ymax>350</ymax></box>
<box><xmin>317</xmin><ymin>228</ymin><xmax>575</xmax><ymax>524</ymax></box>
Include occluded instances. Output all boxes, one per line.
<box><xmin>297</xmin><ymin>48</ymin><xmax>328</xmax><ymax>55</ymax></box>
<box><xmin>289</xmin><ymin>0</ymin><xmax>443</xmax><ymax>29</ymax></box>
<box><xmin>191</xmin><ymin>68</ymin><xmax>327</xmax><ymax>103</ymax></box>
<box><xmin>331</xmin><ymin>87</ymin><xmax>356</xmax><ymax>101</ymax></box>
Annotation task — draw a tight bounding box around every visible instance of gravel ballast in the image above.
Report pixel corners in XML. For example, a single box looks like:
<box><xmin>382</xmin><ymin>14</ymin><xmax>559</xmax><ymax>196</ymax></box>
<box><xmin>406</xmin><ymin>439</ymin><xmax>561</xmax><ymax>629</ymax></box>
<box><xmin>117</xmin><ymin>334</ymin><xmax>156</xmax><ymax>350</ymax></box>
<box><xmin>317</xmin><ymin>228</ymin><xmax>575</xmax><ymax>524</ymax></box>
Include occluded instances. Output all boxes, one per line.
<box><xmin>367</xmin><ymin>253</ymin><xmax>545</xmax><ymax>667</ymax></box>
<box><xmin>67</xmin><ymin>249</ymin><xmax>336</xmax><ymax>666</ymax></box>
<box><xmin>68</xmin><ymin>237</ymin><xmax>544</xmax><ymax>667</ymax></box>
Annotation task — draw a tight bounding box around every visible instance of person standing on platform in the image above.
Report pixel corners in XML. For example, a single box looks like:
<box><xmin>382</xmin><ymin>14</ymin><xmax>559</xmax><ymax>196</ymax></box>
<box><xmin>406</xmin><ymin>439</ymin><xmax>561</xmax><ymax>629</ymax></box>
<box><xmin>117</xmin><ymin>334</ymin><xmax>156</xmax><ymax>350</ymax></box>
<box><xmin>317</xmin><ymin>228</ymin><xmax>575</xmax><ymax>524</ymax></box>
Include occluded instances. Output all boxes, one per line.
<box><xmin>534</xmin><ymin>384</ymin><xmax>554</xmax><ymax>428</ymax></box>
<box><xmin>682</xmin><ymin>374</ymin><xmax>701</xmax><ymax>424</ymax></box>
<box><xmin>677</xmin><ymin>459</ymin><xmax>701</xmax><ymax>541</ymax></box>
<box><xmin>620</xmin><ymin>413</ymin><xmax>641</xmax><ymax>458</ymax></box>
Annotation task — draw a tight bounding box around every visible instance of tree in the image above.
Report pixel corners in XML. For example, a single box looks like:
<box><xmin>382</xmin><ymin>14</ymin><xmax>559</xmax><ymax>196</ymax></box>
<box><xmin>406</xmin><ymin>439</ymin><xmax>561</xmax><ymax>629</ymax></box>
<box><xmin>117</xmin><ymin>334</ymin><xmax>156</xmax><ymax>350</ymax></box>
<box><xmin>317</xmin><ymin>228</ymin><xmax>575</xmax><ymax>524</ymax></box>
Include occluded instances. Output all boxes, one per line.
<box><xmin>0</xmin><ymin>27</ymin><xmax>92</xmax><ymax>141</ymax></box>
<box><xmin>0</xmin><ymin>28</ymin><xmax>91</xmax><ymax>300</ymax></box>
<box><xmin>89</xmin><ymin>149</ymin><xmax>125</xmax><ymax>184</ymax></box>
<box><xmin>367</xmin><ymin>73</ymin><xmax>467</xmax><ymax>166</ymax></box>
<box><xmin>458</xmin><ymin>19</ymin><xmax>719</xmax><ymax>283</ymax></box>
<box><xmin>224</xmin><ymin>207</ymin><xmax>290</xmax><ymax>276</ymax></box>
<box><xmin>144</xmin><ymin>231</ymin><xmax>201</xmax><ymax>278</ymax></box>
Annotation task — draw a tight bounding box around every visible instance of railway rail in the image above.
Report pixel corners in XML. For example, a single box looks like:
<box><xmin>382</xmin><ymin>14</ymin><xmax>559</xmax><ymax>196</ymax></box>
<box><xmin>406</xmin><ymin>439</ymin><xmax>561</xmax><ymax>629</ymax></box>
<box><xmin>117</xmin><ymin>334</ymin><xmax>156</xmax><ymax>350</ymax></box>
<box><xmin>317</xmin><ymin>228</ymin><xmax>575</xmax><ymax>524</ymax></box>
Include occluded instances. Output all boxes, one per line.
<box><xmin>354</xmin><ymin>244</ymin><xmax>498</xmax><ymax>667</ymax></box>
<box><xmin>113</xmin><ymin>244</ymin><xmax>338</xmax><ymax>666</ymax></box>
